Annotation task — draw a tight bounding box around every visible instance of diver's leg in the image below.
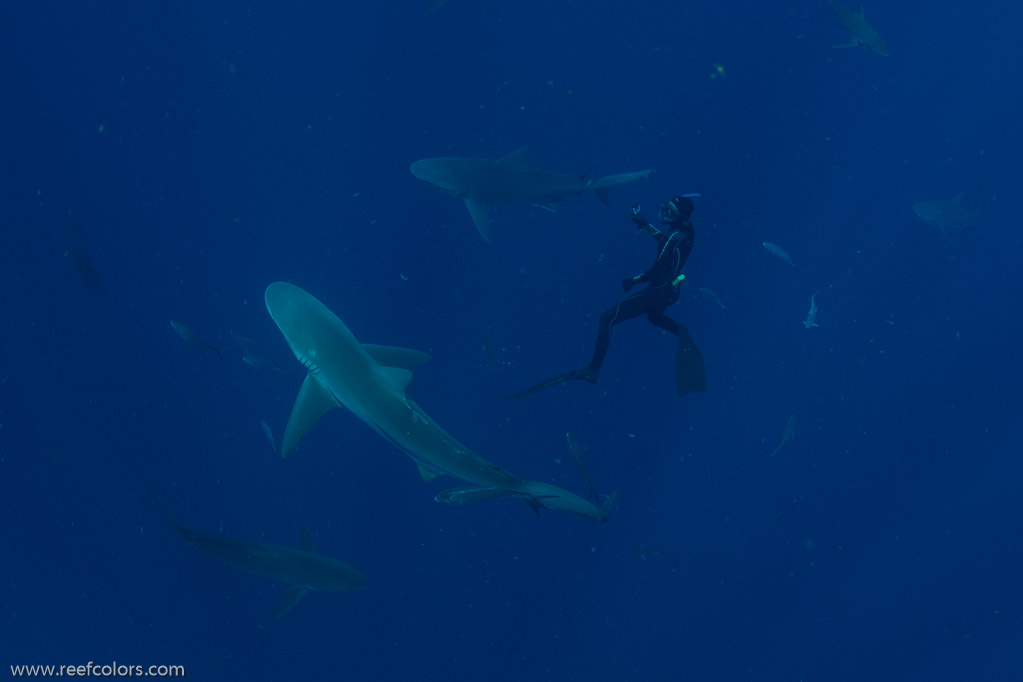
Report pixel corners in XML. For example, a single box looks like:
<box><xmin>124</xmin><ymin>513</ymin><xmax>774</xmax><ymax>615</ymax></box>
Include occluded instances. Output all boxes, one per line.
<box><xmin>586</xmin><ymin>294</ymin><xmax>648</xmax><ymax>376</ymax></box>
<box><xmin>505</xmin><ymin>294</ymin><xmax>647</xmax><ymax>399</ymax></box>
<box><xmin>647</xmin><ymin>310</ymin><xmax>680</xmax><ymax>336</ymax></box>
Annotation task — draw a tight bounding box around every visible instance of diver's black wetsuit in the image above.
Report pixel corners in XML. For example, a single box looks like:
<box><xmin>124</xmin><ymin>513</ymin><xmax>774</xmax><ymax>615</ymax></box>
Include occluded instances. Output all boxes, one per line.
<box><xmin>587</xmin><ymin>219</ymin><xmax>694</xmax><ymax>375</ymax></box>
<box><xmin>507</xmin><ymin>206</ymin><xmax>706</xmax><ymax>400</ymax></box>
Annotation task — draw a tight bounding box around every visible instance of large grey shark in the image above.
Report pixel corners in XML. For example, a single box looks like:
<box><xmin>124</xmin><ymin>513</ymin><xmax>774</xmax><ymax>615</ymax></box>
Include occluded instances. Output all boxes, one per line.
<box><xmin>265</xmin><ymin>281</ymin><xmax>609</xmax><ymax>522</ymax></box>
<box><xmin>410</xmin><ymin>146</ymin><xmax>654</xmax><ymax>242</ymax></box>
<box><xmin>828</xmin><ymin>0</ymin><xmax>889</xmax><ymax>56</ymax></box>
<box><xmin>153</xmin><ymin>497</ymin><xmax>367</xmax><ymax>619</ymax></box>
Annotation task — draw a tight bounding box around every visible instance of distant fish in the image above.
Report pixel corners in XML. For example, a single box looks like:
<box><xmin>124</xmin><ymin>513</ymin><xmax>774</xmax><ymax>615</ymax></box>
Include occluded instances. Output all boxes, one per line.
<box><xmin>434</xmin><ymin>486</ymin><xmax>524</xmax><ymax>505</ymax></box>
<box><xmin>630</xmin><ymin>545</ymin><xmax>679</xmax><ymax>571</ymax></box>
<box><xmin>565</xmin><ymin>432</ymin><xmax>599</xmax><ymax>501</ymax></box>
<box><xmin>231</xmin><ymin>331</ymin><xmax>287</xmax><ymax>373</ymax></box>
<box><xmin>912</xmin><ymin>191</ymin><xmax>981</xmax><ymax>244</ymax></box>
<box><xmin>769</xmin><ymin>414</ymin><xmax>796</xmax><ymax>457</ymax></box>
<box><xmin>434</xmin><ymin>485</ymin><xmax>556</xmax><ymax>516</ymax></box>
<box><xmin>260</xmin><ymin>419</ymin><xmax>276</xmax><ymax>454</ymax></box>
<box><xmin>803</xmin><ymin>291</ymin><xmax>820</xmax><ymax>328</ymax></box>
<box><xmin>601</xmin><ymin>490</ymin><xmax>622</xmax><ymax>512</ymax></box>
<box><xmin>170</xmin><ymin>320</ymin><xmax>222</xmax><ymax>358</ymax></box>
<box><xmin>243</xmin><ymin>354</ymin><xmax>290</xmax><ymax>374</ymax></box>
<box><xmin>698</xmin><ymin>287</ymin><xmax>728</xmax><ymax>310</ymax></box>
<box><xmin>762</xmin><ymin>242</ymin><xmax>800</xmax><ymax>271</ymax></box>
<box><xmin>231</xmin><ymin>330</ymin><xmax>258</xmax><ymax>356</ymax></box>
<box><xmin>63</xmin><ymin>211</ymin><xmax>106</xmax><ymax>294</ymax></box>
<box><xmin>482</xmin><ymin>328</ymin><xmax>498</xmax><ymax>364</ymax></box>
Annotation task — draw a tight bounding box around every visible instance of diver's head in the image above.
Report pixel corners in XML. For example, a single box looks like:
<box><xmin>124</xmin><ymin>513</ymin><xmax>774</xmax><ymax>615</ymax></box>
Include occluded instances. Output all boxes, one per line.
<box><xmin>660</xmin><ymin>196</ymin><xmax>694</xmax><ymax>225</ymax></box>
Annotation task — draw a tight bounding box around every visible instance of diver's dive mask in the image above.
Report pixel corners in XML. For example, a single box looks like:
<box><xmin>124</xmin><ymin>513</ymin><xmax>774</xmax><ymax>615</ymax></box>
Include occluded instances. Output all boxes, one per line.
<box><xmin>660</xmin><ymin>195</ymin><xmax>697</xmax><ymax>224</ymax></box>
<box><xmin>660</xmin><ymin>200</ymin><xmax>680</xmax><ymax>223</ymax></box>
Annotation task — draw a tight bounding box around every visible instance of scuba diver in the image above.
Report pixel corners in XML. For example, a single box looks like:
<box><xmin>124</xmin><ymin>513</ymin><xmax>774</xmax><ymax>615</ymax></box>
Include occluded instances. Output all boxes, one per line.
<box><xmin>507</xmin><ymin>195</ymin><xmax>707</xmax><ymax>399</ymax></box>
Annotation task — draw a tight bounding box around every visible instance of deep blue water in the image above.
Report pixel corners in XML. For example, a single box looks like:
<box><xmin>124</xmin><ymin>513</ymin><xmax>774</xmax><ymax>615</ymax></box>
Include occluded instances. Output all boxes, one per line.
<box><xmin>2</xmin><ymin>1</ymin><xmax>1021</xmax><ymax>680</ymax></box>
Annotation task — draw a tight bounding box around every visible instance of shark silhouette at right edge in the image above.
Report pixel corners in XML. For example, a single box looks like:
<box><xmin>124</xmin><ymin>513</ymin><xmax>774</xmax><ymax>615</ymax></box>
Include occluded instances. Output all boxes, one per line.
<box><xmin>411</xmin><ymin>146</ymin><xmax>653</xmax><ymax>242</ymax></box>
<box><xmin>828</xmin><ymin>0</ymin><xmax>889</xmax><ymax>56</ymax></box>
<box><xmin>265</xmin><ymin>282</ymin><xmax>612</xmax><ymax>522</ymax></box>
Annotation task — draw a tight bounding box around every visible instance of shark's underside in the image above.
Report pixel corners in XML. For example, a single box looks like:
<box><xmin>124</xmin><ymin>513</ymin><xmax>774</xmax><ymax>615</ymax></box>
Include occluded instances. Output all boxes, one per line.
<box><xmin>265</xmin><ymin>282</ymin><xmax>608</xmax><ymax>522</ymax></box>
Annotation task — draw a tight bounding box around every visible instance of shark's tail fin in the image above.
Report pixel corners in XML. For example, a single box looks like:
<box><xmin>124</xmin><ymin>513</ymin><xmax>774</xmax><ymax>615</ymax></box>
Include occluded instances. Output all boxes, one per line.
<box><xmin>591</xmin><ymin>169</ymin><xmax>655</xmax><ymax>205</ymax></box>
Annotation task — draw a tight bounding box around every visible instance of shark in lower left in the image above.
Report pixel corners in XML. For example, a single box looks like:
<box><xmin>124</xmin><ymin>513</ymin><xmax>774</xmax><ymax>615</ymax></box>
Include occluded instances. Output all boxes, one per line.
<box><xmin>265</xmin><ymin>281</ymin><xmax>611</xmax><ymax>522</ymax></box>
<box><xmin>148</xmin><ymin>489</ymin><xmax>367</xmax><ymax>619</ymax></box>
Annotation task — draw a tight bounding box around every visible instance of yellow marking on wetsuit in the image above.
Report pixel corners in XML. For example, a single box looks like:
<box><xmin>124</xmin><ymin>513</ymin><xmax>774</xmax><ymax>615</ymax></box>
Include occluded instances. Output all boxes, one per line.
<box><xmin>672</xmin><ymin>273</ymin><xmax>686</xmax><ymax>287</ymax></box>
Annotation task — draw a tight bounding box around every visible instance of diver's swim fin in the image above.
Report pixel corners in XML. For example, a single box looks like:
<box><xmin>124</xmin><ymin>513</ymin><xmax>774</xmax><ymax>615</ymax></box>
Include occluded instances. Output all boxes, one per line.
<box><xmin>675</xmin><ymin>326</ymin><xmax>707</xmax><ymax>396</ymax></box>
<box><xmin>505</xmin><ymin>367</ymin><xmax>598</xmax><ymax>400</ymax></box>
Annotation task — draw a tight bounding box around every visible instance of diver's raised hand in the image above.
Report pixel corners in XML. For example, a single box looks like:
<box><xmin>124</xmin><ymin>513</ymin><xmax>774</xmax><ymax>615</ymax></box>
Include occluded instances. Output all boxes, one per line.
<box><xmin>630</xmin><ymin>204</ymin><xmax>648</xmax><ymax>229</ymax></box>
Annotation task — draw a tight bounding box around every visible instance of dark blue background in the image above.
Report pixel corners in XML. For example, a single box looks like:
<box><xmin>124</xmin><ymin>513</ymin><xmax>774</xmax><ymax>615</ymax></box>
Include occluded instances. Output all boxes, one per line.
<box><xmin>2</xmin><ymin>1</ymin><xmax>1021</xmax><ymax>679</ymax></box>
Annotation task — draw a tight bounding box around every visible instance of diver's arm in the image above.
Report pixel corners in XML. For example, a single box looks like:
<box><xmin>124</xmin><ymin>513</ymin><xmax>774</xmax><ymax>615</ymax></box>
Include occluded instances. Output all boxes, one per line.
<box><xmin>630</xmin><ymin>205</ymin><xmax>664</xmax><ymax>238</ymax></box>
<box><xmin>622</xmin><ymin>270</ymin><xmax>650</xmax><ymax>291</ymax></box>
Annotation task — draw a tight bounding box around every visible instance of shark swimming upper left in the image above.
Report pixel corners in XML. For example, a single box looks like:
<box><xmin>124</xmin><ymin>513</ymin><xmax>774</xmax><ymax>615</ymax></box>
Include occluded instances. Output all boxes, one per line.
<box><xmin>411</xmin><ymin>146</ymin><xmax>653</xmax><ymax>242</ymax></box>
<box><xmin>265</xmin><ymin>282</ymin><xmax>609</xmax><ymax>522</ymax></box>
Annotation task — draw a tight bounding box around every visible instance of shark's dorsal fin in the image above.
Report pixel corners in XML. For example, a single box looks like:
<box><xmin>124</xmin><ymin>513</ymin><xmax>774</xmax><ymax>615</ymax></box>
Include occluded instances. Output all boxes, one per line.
<box><xmin>857</xmin><ymin>3</ymin><xmax>864</xmax><ymax>16</ymax></box>
<box><xmin>497</xmin><ymin>145</ymin><xmax>531</xmax><ymax>165</ymax></box>
<box><xmin>363</xmin><ymin>344</ymin><xmax>431</xmax><ymax>367</ymax></box>
<box><xmin>379</xmin><ymin>365</ymin><xmax>414</xmax><ymax>394</ymax></box>
<box><xmin>281</xmin><ymin>375</ymin><xmax>339</xmax><ymax>458</ymax></box>
<box><xmin>298</xmin><ymin>526</ymin><xmax>316</xmax><ymax>553</ymax></box>
<box><xmin>273</xmin><ymin>586</ymin><xmax>308</xmax><ymax>620</ymax></box>
<box><xmin>418</xmin><ymin>463</ymin><xmax>441</xmax><ymax>481</ymax></box>
<box><xmin>465</xmin><ymin>199</ymin><xmax>492</xmax><ymax>242</ymax></box>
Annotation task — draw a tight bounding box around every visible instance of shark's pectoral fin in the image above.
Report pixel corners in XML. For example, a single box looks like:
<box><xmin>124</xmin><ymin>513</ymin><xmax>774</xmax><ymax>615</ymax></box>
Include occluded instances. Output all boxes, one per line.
<box><xmin>524</xmin><ymin>497</ymin><xmax>542</xmax><ymax>517</ymax></box>
<box><xmin>282</xmin><ymin>375</ymin><xmax>340</xmax><ymax>458</ymax></box>
<box><xmin>418</xmin><ymin>463</ymin><xmax>441</xmax><ymax>482</ymax></box>
<box><xmin>298</xmin><ymin>526</ymin><xmax>316</xmax><ymax>553</ymax></box>
<box><xmin>595</xmin><ymin>189</ymin><xmax>610</xmax><ymax>205</ymax></box>
<box><xmin>466</xmin><ymin>200</ymin><xmax>492</xmax><ymax>242</ymax></box>
<box><xmin>362</xmin><ymin>344</ymin><xmax>431</xmax><ymax>367</ymax></box>
<box><xmin>272</xmin><ymin>585</ymin><xmax>308</xmax><ymax>620</ymax></box>
<box><xmin>378</xmin><ymin>366</ymin><xmax>414</xmax><ymax>394</ymax></box>
<box><xmin>497</xmin><ymin>145</ymin><xmax>531</xmax><ymax>165</ymax></box>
